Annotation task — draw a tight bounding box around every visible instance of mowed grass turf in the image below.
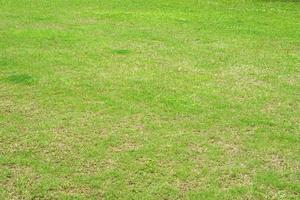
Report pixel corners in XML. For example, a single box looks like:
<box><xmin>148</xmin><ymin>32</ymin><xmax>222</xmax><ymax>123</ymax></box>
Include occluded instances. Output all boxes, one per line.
<box><xmin>0</xmin><ymin>0</ymin><xmax>300</xmax><ymax>199</ymax></box>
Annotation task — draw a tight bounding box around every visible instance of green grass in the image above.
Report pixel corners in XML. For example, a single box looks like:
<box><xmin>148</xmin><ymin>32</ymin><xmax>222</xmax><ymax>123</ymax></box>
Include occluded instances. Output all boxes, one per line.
<box><xmin>0</xmin><ymin>0</ymin><xmax>299</xmax><ymax>199</ymax></box>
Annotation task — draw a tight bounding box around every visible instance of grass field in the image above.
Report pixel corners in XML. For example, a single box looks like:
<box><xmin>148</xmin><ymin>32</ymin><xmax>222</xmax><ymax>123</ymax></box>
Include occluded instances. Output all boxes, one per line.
<box><xmin>1</xmin><ymin>0</ymin><xmax>300</xmax><ymax>199</ymax></box>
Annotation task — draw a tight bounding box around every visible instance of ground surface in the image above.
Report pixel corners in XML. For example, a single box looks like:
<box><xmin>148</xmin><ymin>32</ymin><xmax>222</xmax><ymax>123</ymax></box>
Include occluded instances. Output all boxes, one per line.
<box><xmin>0</xmin><ymin>0</ymin><xmax>300</xmax><ymax>199</ymax></box>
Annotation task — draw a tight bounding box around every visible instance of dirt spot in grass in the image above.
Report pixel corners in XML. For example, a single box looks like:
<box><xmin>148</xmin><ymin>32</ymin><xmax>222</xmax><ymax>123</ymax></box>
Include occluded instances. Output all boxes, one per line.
<box><xmin>113</xmin><ymin>114</ymin><xmax>146</xmax><ymax>133</ymax></box>
<box><xmin>1</xmin><ymin>164</ymin><xmax>40</xmax><ymax>199</ymax></box>
<box><xmin>0</xmin><ymin>97</ymin><xmax>14</xmax><ymax>114</ymax></box>
<box><xmin>59</xmin><ymin>186</ymin><xmax>95</xmax><ymax>197</ymax></box>
<box><xmin>217</xmin><ymin>141</ymin><xmax>241</xmax><ymax>156</ymax></box>
<box><xmin>110</xmin><ymin>142</ymin><xmax>140</xmax><ymax>153</ymax></box>
<box><xmin>4</xmin><ymin>74</ymin><xmax>35</xmax><ymax>85</ymax></box>
<box><xmin>215</xmin><ymin>65</ymin><xmax>272</xmax><ymax>91</ymax></box>
<box><xmin>188</xmin><ymin>144</ymin><xmax>208</xmax><ymax>154</ymax></box>
<box><xmin>175</xmin><ymin>179</ymin><xmax>201</xmax><ymax>193</ymax></box>
<box><xmin>278</xmin><ymin>73</ymin><xmax>300</xmax><ymax>86</ymax></box>
<box><xmin>218</xmin><ymin>172</ymin><xmax>252</xmax><ymax>190</ymax></box>
<box><xmin>263</xmin><ymin>154</ymin><xmax>292</xmax><ymax>171</ymax></box>
<box><xmin>79</xmin><ymin>159</ymin><xmax>116</xmax><ymax>176</ymax></box>
<box><xmin>261</xmin><ymin>101</ymin><xmax>279</xmax><ymax>114</ymax></box>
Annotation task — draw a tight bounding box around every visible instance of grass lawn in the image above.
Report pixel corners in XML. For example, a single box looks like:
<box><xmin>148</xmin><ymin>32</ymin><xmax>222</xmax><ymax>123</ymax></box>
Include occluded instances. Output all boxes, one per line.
<box><xmin>0</xmin><ymin>0</ymin><xmax>300</xmax><ymax>199</ymax></box>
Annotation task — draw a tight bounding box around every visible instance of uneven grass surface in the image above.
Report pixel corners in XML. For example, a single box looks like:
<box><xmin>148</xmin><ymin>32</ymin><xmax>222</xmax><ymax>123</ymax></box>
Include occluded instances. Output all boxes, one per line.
<box><xmin>0</xmin><ymin>0</ymin><xmax>300</xmax><ymax>199</ymax></box>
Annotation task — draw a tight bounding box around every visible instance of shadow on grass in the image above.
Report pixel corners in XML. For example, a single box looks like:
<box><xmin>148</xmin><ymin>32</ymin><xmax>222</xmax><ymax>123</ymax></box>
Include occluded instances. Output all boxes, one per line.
<box><xmin>111</xmin><ymin>49</ymin><xmax>131</xmax><ymax>55</ymax></box>
<box><xmin>4</xmin><ymin>74</ymin><xmax>35</xmax><ymax>85</ymax></box>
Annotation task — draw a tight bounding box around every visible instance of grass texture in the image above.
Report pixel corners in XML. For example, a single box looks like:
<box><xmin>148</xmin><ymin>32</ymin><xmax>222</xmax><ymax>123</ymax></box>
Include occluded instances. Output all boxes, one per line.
<box><xmin>0</xmin><ymin>0</ymin><xmax>300</xmax><ymax>199</ymax></box>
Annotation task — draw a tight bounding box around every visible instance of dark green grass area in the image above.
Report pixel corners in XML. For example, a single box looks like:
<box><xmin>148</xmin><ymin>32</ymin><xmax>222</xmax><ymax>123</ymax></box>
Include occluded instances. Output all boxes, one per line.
<box><xmin>0</xmin><ymin>0</ymin><xmax>299</xmax><ymax>199</ymax></box>
<box><xmin>3</xmin><ymin>74</ymin><xmax>35</xmax><ymax>85</ymax></box>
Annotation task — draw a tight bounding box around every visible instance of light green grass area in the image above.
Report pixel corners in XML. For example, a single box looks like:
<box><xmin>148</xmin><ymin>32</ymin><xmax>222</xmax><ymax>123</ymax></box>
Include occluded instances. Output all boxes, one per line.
<box><xmin>0</xmin><ymin>0</ymin><xmax>299</xmax><ymax>199</ymax></box>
